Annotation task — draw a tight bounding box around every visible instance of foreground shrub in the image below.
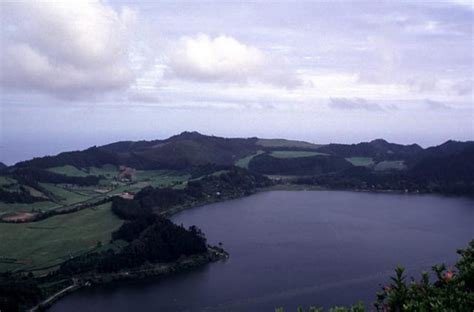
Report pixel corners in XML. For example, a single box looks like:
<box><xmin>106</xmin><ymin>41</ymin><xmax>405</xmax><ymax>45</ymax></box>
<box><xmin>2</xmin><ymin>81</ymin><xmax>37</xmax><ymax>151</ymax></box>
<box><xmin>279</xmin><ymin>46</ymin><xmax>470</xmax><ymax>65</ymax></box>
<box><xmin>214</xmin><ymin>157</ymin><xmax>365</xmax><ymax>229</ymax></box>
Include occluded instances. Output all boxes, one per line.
<box><xmin>375</xmin><ymin>240</ymin><xmax>474</xmax><ymax>311</ymax></box>
<box><xmin>275</xmin><ymin>240</ymin><xmax>474</xmax><ymax>312</ymax></box>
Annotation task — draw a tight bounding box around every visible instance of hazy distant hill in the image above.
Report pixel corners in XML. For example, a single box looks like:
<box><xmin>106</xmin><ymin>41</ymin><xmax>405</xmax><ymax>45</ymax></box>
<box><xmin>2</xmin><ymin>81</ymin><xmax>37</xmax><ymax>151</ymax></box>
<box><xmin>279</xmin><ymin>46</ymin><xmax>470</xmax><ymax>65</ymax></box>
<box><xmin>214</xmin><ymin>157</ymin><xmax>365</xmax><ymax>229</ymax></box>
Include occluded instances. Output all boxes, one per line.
<box><xmin>317</xmin><ymin>139</ymin><xmax>423</xmax><ymax>161</ymax></box>
<box><xmin>14</xmin><ymin>146</ymin><xmax>120</xmax><ymax>169</ymax></box>
<box><xmin>248</xmin><ymin>153</ymin><xmax>352</xmax><ymax>176</ymax></box>
<box><xmin>409</xmin><ymin>143</ymin><xmax>474</xmax><ymax>182</ymax></box>
<box><xmin>406</xmin><ymin>140</ymin><xmax>474</xmax><ymax>165</ymax></box>
<box><xmin>1</xmin><ymin>132</ymin><xmax>473</xmax><ymax>209</ymax></box>
<box><xmin>8</xmin><ymin>132</ymin><xmax>474</xmax><ymax>182</ymax></box>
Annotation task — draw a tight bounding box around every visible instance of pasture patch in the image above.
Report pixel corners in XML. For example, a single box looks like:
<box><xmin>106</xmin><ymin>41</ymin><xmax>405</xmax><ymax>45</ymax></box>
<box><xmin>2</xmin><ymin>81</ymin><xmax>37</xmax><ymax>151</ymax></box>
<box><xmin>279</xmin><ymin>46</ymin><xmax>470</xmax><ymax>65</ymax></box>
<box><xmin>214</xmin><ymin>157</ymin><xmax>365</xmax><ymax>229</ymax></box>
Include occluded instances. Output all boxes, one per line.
<box><xmin>0</xmin><ymin>201</ymin><xmax>60</xmax><ymax>215</ymax></box>
<box><xmin>235</xmin><ymin>151</ymin><xmax>264</xmax><ymax>169</ymax></box>
<box><xmin>39</xmin><ymin>183</ymin><xmax>90</xmax><ymax>205</ymax></box>
<box><xmin>345</xmin><ymin>157</ymin><xmax>375</xmax><ymax>167</ymax></box>
<box><xmin>135</xmin><ymin>170</ymin><xmax>190</xmax><ymax>188</ymax></box>
<box><xmin>256</xmin><ymin>138</ymin><xmax>321</xmax><ymax>149</ymax></box>
<box><xmin>47</xmin><ymin>165</ymin><xmax>89</xmax><ymax>177</ymax></box>
<box><xmin>375</xmin><ymin>160</ymin><xmax>406</xmax><ymax>171</ymax></box>
<box><xmin>0</xmin><ymin>202</ymin><xmax>123</xmax><ymax>272</ymax></box>
<box><xmin>270</xmin><ymin>150</ymin><xmax>329</xmax><ymax>158</ymax></box>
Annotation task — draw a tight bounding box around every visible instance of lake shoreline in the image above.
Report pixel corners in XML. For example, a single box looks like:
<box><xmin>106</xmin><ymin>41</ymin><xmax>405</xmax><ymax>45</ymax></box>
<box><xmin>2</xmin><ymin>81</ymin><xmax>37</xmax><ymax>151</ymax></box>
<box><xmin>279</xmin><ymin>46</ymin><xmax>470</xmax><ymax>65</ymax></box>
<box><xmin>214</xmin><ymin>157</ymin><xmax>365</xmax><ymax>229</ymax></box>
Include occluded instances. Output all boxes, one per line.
<box><xmin>261</xmin><ymin>183</ymin><xmax>473</xmax><ymax>198</ymax></box>
<box><xmin>160</xmin><ymin>185</ymin><xmax>416</xmax><ymax>219</ymax></box>
<box><xmin>51</xmin><ymin>191</ymin><xmax>473</xmax><ymax>312</ymax></box>
<box><xmin>31</xmin><ymin>247</ymin><xmax>228</xmax><ymax>312</ymax></box>
<box><xmin>28</xmin><ymin>185</ymin><xmax>470</xmax><ymax>311</ymax></box>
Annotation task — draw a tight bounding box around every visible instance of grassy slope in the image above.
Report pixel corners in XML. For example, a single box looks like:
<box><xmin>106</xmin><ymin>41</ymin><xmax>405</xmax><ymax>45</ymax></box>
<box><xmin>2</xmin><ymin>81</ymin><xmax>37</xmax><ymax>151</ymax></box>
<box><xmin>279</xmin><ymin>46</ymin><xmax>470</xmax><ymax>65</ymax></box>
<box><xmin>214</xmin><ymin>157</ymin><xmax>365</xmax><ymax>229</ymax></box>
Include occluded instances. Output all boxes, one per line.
<box><xmin>235</xmin><ymin>151</ymin><xmax>264</xmax><ymax>168</ymax></box>
<box><xmin>375</xmin><ymin>160</ymin><xmax>406</xmax><ymax>171</ymax></box>
<box><xmin>0</xmin><ymin>176</ymin><xmax>16</xmax><ymax>186</ymax></box>
<box><xmin>134</xmin><ymin>170</ymin><xmax>190</xmax><ymax>188</ymax></box>
<box><xmin>87</xmin><ymin>165</ymin><xmax>118</xmax><ymax>178</ymax></box>
<box><xmin>0</xmin><ymin>202</ymin><xmax>123</xmax><ymax>272</ymax></box>
<box><xmin>256</xmin><ymin>138</ymin><xmax>321</xmax><ymax>149</ymax></box>
<box><xmin>0</xmin><ymin>167</ymin><xmax>191</xmax><ymax>216</ymax></box>
<box><xmin>39</xmin><ymin>183</ymin><xmax>91</xmax><ymax>205</ymax></box>
<box><xmin>47</xmin><ymin>165</ymin><xmax>89</xmax><ymax>177</ymax></box>
<box><xmin>0</xmin><ymin>168</ymin><xmax>192</xmax><ymax>273</ymax></box>
<box><xmin>270</xmin><ymin>150</ymin><xmax>328</xmax><ymax>158</ymax></box>
<box><xmin>345</xmin><ymin>157</ymin><xmax>375</xmax><ymax>167</ymax></box>
<box><xmin>0</xmin><ymin>201</ymin><xmax>61</xmax><ymax>216</ymax></box>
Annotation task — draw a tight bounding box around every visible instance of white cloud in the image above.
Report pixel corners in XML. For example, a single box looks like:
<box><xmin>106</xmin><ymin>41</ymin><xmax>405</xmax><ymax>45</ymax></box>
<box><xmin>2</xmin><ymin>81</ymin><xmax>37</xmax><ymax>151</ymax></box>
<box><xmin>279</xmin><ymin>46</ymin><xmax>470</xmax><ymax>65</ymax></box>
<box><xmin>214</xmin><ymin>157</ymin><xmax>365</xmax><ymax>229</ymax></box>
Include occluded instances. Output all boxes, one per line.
<box><xmin>166</xmin><ymin>33</ymin><xmax>302</xmax><ymax>88</ymax></box>
<box><xmin>168</xmin><ymin>34</ymin><xmax>263</xmax><ymax>81</ymax></box>
<box><xmin>447</xmin><ymin>0</ymin><xmax>474</xmax><ymax>10</ymax></box>
<box><xmin>0</xmin><ymin>0</ymin><xmax>136</xmax><ymax>99</ymax></box>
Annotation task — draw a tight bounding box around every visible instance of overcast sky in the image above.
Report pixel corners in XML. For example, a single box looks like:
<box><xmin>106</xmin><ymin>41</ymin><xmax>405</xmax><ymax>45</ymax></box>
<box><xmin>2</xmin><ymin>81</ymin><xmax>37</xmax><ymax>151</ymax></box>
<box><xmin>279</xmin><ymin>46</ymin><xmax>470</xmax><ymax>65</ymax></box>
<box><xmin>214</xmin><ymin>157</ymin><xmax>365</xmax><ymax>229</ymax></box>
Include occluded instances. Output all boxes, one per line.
<box><xmin>0</xmin><ymin>0</ymin><xmax>473</xmax><ymax>164</ymax></box>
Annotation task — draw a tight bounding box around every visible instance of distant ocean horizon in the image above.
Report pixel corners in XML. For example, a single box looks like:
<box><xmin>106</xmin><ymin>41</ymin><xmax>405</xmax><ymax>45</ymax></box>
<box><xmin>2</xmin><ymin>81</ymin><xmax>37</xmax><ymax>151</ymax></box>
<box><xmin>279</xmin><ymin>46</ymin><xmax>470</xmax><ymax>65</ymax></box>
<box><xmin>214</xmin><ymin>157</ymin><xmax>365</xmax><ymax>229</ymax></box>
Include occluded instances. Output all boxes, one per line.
<box><xmin>0</xmin><ymin>135</ymin><xmax>136</xmax><ymax>165</ymax></box>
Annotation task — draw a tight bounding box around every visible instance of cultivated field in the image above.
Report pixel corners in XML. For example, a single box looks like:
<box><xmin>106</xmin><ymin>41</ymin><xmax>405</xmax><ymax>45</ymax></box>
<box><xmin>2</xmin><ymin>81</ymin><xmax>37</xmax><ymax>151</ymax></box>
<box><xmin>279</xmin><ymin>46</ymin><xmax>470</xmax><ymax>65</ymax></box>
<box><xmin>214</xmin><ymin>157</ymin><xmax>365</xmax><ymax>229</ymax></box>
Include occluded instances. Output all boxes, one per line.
<box><xmin>0</xmin><ymin>202</ymin><xmax>123</xmax><ymax>273</ymax></box>
<box><xmin>256</xmin><ymin>138</ymin><xmax>321</xmax><ymax>149</ymax></box>
<box><xmin>0</xmin><ymin>164</ymin><xmax>199</xmax><ymax>274</ymax></box>
<box><xmin>0</xmin><ymin>165</ymin><xmax>192</xmax><ymax>217</ymax></box>
<box><xmin>134</xmin><ymin>170</ymin><xmax>190</xmax><ymax>188</ymax></box>
<box><xmin>47</xmin><ymin>165</ymin><xmax>90</xmax><ymax>177</ymax></box>
<box><xmin>0</xmin><ymin>201</ymin><xmax>61</xmax><ymax>215</ymax></box>
<box><xmin>345</xmin><ymin>157</ymin><xmax>375</xmax><ymax>167</ymax></box>
<box><xmin>235</xmin><ymin>151</ymin><xmax>264</xmax><ymax>168</ymax></box>
<box><xmin>270</xmin><ymin>150</ymin><xmax>328</xmax><ymax>158</ymax></box>
<box><xmin>374</xmin><ymin>160</ymin><xmax>406</xmax><ymax>171</ymax></box>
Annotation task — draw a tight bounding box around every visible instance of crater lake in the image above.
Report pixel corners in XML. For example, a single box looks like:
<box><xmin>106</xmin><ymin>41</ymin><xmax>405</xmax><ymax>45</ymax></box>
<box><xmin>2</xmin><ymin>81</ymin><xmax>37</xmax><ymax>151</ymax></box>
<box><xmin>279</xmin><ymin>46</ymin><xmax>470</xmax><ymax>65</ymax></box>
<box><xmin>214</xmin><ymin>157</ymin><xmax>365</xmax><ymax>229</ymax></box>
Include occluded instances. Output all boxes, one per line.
<box><xmin>50</xmin><ymin>190</ymin><xmax>474</xmax><ymax>311</ymax></box>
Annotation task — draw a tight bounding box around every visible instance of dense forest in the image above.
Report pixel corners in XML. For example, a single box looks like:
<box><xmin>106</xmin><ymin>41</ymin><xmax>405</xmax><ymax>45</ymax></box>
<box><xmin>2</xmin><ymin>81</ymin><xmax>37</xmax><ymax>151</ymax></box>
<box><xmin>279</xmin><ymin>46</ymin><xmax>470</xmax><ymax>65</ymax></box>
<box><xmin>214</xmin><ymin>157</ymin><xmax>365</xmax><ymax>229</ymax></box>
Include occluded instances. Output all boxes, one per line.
<box><xmin>248</xmin><ymin>153</ymin><xmax>352</xmax><ymax>175</ymax></box>
<box><xmin>0</xmin><ymin>212</ymin><xmax>209</xmax><ymax>311</ymax></box>
<box><xmin>48</xmin><ymin>169</ymin><xmax>270</xmax><ymax>276</ymax></box>
<box><xmin>115</xmin><ymin>166</ymin><xmax>273</xmax><ymax>215</ymax></box>
<box><xmin>2</xmin><ymin>239</ymin><xmax>472</xmax><ymax>311</ymax></box>
<box><xmin>0</xmin><ymin>167</ymin><xmax>100</xmax><ymax>204</ymax></box>
<box><xmin>0</xmin><ymin>167</ymin><xmax>271</xmax><ymax>310</ymax></box>
<box><xmin>316</xmin><ymin>139</ymin><xmax>423</xmax><ymax>161</ymax></box>
<box><xmin>295</xmin><ymin>144</ymin><xmax>474</xmax><ymax>195</ymax></box>
<box><xmin>0</xmin><ymin>187</ymin><xmax>47</xmax><ymax>204</ymax></box>
<box><xmin>59</xmin><ymin>215</ymin><xmax>208</xmax><ymax>275</ymax></box>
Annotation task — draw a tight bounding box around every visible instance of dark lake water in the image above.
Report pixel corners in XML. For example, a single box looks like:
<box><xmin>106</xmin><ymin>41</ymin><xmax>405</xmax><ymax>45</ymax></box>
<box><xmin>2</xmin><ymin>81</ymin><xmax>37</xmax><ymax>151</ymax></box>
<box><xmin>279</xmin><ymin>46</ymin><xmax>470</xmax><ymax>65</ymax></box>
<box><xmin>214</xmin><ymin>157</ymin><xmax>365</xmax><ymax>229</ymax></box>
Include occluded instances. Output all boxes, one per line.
<box><xmin>50</xmin><ymin>191</ymin><xmax>474</xmax><ymax>311</ymax></box>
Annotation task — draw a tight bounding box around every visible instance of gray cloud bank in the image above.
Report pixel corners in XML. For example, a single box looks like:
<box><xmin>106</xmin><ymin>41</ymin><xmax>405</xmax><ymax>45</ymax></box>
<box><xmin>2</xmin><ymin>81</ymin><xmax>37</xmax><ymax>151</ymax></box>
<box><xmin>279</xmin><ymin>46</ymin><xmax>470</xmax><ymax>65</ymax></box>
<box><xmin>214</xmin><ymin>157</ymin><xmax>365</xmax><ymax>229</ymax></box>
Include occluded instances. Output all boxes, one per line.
<box><xmin>328</xmin><ymin>98</ymin><xmax>385</xmax><ymax>111</ymax></box>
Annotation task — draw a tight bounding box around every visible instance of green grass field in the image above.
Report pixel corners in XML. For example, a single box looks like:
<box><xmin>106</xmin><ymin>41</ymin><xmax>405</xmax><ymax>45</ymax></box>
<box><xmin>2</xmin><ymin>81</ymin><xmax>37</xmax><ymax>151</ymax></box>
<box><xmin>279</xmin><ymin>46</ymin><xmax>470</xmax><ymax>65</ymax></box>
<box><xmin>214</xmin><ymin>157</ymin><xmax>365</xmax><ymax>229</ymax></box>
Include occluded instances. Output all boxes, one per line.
<box><xmin>345</xmin><ymin>157</ymin><xmax>375</xmax><ymax>167</ymax></box>
<box><xmin>135</xmin><ymin>170</ymin><xmax>190</xmax><ymax>188</ymax></box>
<box><xmin>24</xmin><ymin>186</ymin><xmax>48</xmax><ymax>198</ymax></box>
<box><xmin>0</xmin><ymin>176</ymin><xmax>16</xmax><ymax>186</ymax></box>
<box><xmin>256</xmin><ymin>138</ymin><xmax>321</xmax><ymax>149</ymax></box>
<box><xmin>108</xmin><ymin>182</ymin><xmax>147</xmax><ymax>195</ymax></box>
<box><xmin>270</xmin><ymin>150</ymin><xmax>328</xmax><ymax>158</ymax></box>
<box><xmin>47</xmin><ymin>165</ymin><xmax>89</xmax><ymax>177</ymax></box>
<box><xmin>87</xmin><ymin>164</ymin><xmax>119</xmax><ymax>179</ymax></box>
<box><xmin>39</xmin><ymin>183</ymin><xmax>91</xmax><ymax>205</ymax></box>
<box><xmin>64</xmin><ymin>185</ymin><xmax>108</xmax><ymax>196</ymax></box>
<box><xmin>0</xmin><ymin>168</ymin><xmax>200</xmax><ymax>273</ymax></box>
<box><xmin>0</xmin><ymin>168</ymin><xmax>191</xmax><ymax>216</ymax></box>
<box><xmin>47</xmin><ymin>165</ymin><xmax>119</xmax><ymax>189</ymax></box>
<box><xmin>235</xmin><ymin>151</ymin><xmax>264</xmax><ymax>168</ymax></box>
<box><xmin>374</xmin><ymin>160</ymin><xmax>406</xmax><ymax>171</ymax></box>
<box><xmin>0</xmin><ymin>201</ymin><xmax>61</xmax><ymax>216</ymax></box>
<box><xmin>0</xmin><ymin>202</ymin><xmax>123</xmax><ymax>272</ymax></box>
